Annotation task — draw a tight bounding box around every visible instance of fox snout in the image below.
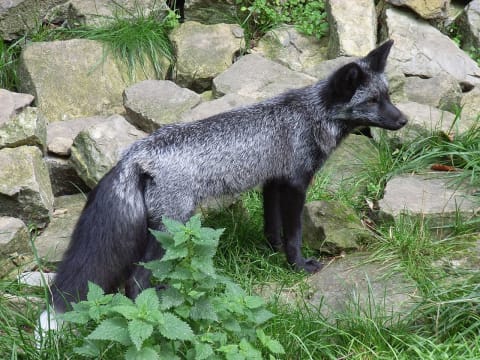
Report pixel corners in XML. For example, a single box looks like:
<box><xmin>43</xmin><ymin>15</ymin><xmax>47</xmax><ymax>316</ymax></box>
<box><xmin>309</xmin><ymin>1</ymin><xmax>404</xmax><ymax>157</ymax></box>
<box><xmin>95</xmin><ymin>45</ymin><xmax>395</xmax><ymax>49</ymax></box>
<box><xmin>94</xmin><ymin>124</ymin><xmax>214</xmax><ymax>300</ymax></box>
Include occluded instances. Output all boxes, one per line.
<box><xmin>381</xmin><ymin>100</ymin><xmax>408</xmax><ymax>130</ymax></box>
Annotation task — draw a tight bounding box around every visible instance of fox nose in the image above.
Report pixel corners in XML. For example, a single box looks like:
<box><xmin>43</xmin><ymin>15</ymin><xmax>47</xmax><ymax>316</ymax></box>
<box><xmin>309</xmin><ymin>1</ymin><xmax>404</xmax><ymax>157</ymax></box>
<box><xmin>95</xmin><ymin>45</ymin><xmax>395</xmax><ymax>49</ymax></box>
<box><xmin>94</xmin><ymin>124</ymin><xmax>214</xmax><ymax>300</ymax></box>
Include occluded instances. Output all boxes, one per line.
<box><xmin>398</xmin><ymin>113</ymin><xmax>408</xmax><ymax>127</ymax></box>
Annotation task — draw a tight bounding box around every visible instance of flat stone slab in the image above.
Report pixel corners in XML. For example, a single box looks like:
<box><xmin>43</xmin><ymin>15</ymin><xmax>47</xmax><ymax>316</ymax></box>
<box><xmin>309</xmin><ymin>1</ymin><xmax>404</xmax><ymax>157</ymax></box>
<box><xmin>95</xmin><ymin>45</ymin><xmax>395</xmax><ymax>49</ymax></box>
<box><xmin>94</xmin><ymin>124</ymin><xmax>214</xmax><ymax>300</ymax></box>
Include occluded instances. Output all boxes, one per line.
<box><xmin>0</xmin><ymin>89</ymin><xmax>34</xmax><ymax>124</ymax></box>
<box><xmin>34</xmin><ymin>193</ymin><xmax>86</xmax><ymax>263</ymax></box>
<box><xmin>212</xmin><ymin>54</ymin><xmax>316</xmax><ymax>100</ymax></box>
<box><xmin>258</xmin><ymin>253</ymin><xmax>417</xmax><ymax>318</ymax></box>
<box><xmin>379</xmin><ymin>174</ymin><xmax>479</xmax><ymax>234</ymax></box>
<box><xmin>0</xmin><ymin>216</ymin><xmax>31</xmax><ymax>278</ymax></box>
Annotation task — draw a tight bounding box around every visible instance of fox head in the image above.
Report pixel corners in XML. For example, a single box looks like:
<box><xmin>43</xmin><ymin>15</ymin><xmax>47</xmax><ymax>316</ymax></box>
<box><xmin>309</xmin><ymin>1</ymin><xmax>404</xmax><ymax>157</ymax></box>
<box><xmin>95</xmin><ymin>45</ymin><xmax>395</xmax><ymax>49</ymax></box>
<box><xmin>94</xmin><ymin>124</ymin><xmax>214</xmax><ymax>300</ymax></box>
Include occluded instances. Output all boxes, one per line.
<box><xmin>327</xmin><ymin>40</ymin><xmax>408</xmax><ymax>131</ymax></box>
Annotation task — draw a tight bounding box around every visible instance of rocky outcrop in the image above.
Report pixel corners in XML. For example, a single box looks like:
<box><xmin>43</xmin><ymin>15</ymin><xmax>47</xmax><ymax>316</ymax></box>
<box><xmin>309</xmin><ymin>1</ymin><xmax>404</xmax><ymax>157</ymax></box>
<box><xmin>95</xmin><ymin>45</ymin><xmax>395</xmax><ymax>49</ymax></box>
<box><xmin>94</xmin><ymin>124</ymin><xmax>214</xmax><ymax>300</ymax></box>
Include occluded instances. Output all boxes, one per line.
<box><xmin>0</xmin><ymin>146</ymin><xmax>54</xmax><ymax>227</ymax></box>
<box><xmin>123</xmin><ymin>80</ymin><xmax>201</xmax><ymax>132</ymax></box>
<box><xmin>170</xmin><ymin>21</ymin><xmax>244</xmax><ymax>92</ymax></box>
<box><xmin>456</xmin><ymin>0</ymin><xmax>480</xmax><ymax>50</ymax></box>
<box><xmin>326</xmin><ymin>0</ymin><xmax>377</xmax><ymax>58</ymax></box>
<box><xmin>70</xmin><ymin>114</ymin><xmax>147</xmax><ymax>188</ymax></box>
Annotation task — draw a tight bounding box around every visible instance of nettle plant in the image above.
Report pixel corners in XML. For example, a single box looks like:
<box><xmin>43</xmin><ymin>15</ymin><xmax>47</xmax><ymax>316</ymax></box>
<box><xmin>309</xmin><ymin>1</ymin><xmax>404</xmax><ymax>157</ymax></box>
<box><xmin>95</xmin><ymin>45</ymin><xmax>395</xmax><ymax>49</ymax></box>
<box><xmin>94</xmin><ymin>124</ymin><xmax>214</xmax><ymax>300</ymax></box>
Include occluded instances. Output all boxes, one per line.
<box><xmin>62</xmin><ymin>215</ymin><xmax>284</xmax><ymax>359</ymax></box>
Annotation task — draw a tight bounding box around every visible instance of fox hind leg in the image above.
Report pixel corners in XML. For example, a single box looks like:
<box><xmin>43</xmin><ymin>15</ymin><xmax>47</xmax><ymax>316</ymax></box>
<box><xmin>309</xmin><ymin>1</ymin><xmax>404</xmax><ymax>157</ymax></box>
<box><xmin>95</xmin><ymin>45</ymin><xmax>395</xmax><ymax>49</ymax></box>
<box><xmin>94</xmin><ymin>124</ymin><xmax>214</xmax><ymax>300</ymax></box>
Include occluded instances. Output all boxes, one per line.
<box><xmin>263</xmin><ymin>180</ymin><xmax>283</xmax><ymax>251</ymax></box>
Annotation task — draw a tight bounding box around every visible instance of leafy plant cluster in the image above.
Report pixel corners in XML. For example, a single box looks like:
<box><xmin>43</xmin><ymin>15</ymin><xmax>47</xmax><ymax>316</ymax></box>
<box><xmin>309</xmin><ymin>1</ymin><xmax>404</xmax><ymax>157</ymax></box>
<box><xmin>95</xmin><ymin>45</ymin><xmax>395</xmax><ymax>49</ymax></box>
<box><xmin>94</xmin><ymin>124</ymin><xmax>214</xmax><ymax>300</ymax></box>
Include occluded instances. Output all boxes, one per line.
<box><xmin>237</xmin><ymin>0</ymin><xmax>328</xmax><ymax>40</ymax></box>
<box><xmin>61</xmin><ymin>215</ymin><xmax>284</xmax><ymax>359</ymax></box>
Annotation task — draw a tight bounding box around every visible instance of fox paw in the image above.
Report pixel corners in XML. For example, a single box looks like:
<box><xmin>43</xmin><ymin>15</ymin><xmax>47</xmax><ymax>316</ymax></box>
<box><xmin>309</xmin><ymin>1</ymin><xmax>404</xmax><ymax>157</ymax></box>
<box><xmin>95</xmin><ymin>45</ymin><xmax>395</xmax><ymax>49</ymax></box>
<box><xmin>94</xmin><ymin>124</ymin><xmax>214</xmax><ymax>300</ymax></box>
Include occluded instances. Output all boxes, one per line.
<box><xmin>301</xmin><ymin>258</ymin><xmax>323</xmax><ymax>274</ymax></box>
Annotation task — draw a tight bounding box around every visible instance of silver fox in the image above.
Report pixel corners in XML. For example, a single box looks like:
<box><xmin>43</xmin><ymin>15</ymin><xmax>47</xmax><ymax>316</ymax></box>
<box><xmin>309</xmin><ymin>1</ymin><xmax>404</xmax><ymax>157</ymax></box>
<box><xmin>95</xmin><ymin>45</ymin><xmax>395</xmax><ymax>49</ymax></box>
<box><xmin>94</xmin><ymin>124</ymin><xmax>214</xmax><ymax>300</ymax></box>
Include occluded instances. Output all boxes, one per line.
<box><xmin>39</xmin><ymin>40</ymin><xmax>407</xmax><ymax>333</ymax></box>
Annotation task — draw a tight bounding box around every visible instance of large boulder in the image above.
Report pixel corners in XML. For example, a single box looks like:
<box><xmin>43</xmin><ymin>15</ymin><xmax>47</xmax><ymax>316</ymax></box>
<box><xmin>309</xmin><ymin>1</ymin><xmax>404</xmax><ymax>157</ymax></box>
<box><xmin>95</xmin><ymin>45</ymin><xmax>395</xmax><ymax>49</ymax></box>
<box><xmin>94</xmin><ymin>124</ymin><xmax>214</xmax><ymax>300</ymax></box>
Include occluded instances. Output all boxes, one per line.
<box><xmin>325</xmin><ymin>0</ymin><xmax>377</xmax><ymax>58</ymax></box>
<box><xmin>212</xmin><ymin>54</ymin><xmax>316</xmax><ymax>100</ymax></box>
<box><xmin>123</xmin><ymin>80</ymin><xmax>202</xmax><ymax>132</ymax></box>
<box><xmin>0</xmin><ymin>0</ymin><xmax>67</xmax><ymax>40</ymax></box>
<box><xmin>460</xmin><ymin>87</ymin><xmax>480</xmax><ymax>124</ymax></box>
<box><xmin>0</xmin><ymin>217</ymin><xmax>31</xmax><ymax>278</ymax></box>
<box><xmin>386</xmin><ymin>0</ymin><xmax>449</xmax><ymax>19</ymax></box>
<box><xmin>170</xmin><ymin>21</ymin><xmax>244</xmax><ymax>92</ymax></box>
<box><xmin>0</xmin><ymin>146</ymin><xmax>54</xmax><ymax>227</ymax></box>
<box><xmin>70</xmin><ymin>114</ymin><xmax>147</xmax><ymax>188</ymax></box>
<box><xmin>0</xmin><ymin>89</ymin><xmax>46</xmax><ymax>151</ymax></box>
<box><xmin>254</xmin><ymin>26</ymin><xmax>328</xmax><ymax>74</ymax></box>
<box><xmin>17</xmin><ymin>39</ymin><xmax>163</xmax><ymax>123</ymax></box>
<box><xmin>34</xmin><ymin>194</ymin><xmax>86</xmax><ymax>263</ymax></box>
<box><xmin>382</xmin><ymin>8</ymin><xmax>480</xmax><ymax>87</ymax></box>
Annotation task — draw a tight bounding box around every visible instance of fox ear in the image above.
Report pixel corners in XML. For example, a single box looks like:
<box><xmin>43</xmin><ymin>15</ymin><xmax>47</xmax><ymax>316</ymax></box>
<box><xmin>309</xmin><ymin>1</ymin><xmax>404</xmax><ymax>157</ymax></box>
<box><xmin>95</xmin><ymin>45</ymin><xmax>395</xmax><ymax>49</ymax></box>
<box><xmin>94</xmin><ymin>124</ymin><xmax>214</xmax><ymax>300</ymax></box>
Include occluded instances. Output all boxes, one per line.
<box><xmin>331</xmin><ymin>62</ymin><xmax>366</xmax><ymax>101</ymax></box>
<box><xmin>365</xmin><ymin>39</ymin><xmax>394</xmax><ymax>72</ymax></box>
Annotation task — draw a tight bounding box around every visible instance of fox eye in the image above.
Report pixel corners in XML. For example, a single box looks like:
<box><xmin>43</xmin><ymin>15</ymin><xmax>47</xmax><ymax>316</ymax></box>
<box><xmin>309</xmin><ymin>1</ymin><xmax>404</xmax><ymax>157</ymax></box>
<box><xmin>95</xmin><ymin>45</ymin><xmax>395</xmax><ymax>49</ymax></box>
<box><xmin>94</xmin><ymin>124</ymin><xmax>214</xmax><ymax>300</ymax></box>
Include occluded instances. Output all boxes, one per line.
<box><xmin>366</xmin><ymin>98</ymin><xmax>378</xmax><ymax>105</ymax></box>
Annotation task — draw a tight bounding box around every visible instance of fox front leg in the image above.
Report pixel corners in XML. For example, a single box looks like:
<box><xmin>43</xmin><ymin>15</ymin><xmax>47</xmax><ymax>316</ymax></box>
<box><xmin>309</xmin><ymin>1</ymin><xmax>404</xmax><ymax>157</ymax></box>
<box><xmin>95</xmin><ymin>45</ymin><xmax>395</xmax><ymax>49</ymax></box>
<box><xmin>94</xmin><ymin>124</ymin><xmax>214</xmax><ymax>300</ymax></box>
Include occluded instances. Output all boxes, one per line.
<box><xmin>280</xmin><ymin>182</ymin><xmax>323</xmax><ymax>274</ymax></box>
<box><xmin>263</xmin><ymin>180</ymin><xmax>283</xmax><ymax>251</ymax></box>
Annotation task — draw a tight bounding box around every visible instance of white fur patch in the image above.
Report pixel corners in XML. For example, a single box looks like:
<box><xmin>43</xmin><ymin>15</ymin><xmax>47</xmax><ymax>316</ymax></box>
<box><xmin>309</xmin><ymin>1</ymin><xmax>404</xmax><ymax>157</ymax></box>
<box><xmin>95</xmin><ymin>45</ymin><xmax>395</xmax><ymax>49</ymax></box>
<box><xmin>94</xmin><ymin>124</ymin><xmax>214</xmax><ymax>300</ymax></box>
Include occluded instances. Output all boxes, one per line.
<box><xmin>35</xmin><ymin>309</ymin><xmax>63</xmax><ymax>348</ymax></box>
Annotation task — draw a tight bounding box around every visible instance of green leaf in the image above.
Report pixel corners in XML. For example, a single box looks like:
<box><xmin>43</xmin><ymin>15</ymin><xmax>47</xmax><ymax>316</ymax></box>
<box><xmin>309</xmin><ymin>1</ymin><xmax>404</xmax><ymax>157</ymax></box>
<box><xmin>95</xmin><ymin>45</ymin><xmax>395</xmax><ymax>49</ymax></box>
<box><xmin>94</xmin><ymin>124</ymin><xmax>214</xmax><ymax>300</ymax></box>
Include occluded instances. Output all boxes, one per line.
<box><xmin>159</xmin><ymin>286</ymin><xmax>185</xmax><ymax>310</ymax></box>
<box><xmin>256</xmin><ymin>329</ymin><xmax>285</xmax><ymax>354</ymax></box>
<box><xmin>186</xmin><ymin>214</ymin><xmax>202</xmax><ymax>233</ymax></box>
<box><xmin>73</xmin><ymin>340</ymin><xmax>101</xmax><ymax>357</ymax></box>
<box><xmin>62</xmin><ymin>309</ymin><xmax>90</xmax><ymax>324</ymax></box>
<box><xmin>125</xmin><ymin>345</ymin><xmax>160</xmax><ymax>360</ymax></box>
<box><xmin>159</xmin><ymin>313</ymin><xmax>194</xmax><ymax>340</ymax></box>
<box><xmin>86</xmin><ymin>317</ymin><xmax>131</xmax><ymax>346</ymax></box>
<box><xmin>135</xmin><ymin>288</ymin><xmax>159</xmax><ymax>310</ymax></box>
<box><xmin>128</xmin><ymin>319</ymin><xmax>153</xmax><ymax>351</ymax></box>
<box><xmin>190</xmin><ymin>298</ymin><xmax>218</xmax><ymax>322</ymax></box>
<box><xmin>111</xmin><ymin>305</ymin><xmax>139</xmax><ymax>320</ymax></box>
<box><xmin>251</xmin><ymin>308</ymin><xmax>274</xmax><ymax>325</ymax></box>
<box><xmin>195</xmin><ymin>342</ymin><xmax>214</xmax><ymax>360</ymax></box>
<box><xmin>222</xmin><ymin>318</ymin><xmax>241</xmax><ymax>333</ymax></box>
<box><xmin>239</xmin><ymin>339</ymin><xmax>262</xmax><ymax>359</ymax></box>
<box><xmin>86</xmin><ymin>282</ymin><xmax>106</xmax><ymax>302</ymax></box>
<box><xmin>162</xmin><ymin>217</ymin><xmax>185</xmax><ymax>235</ymax></box>
<box><xmin>244</xmin><ymin>296</ymin><xmax>265</xmax><ymax>309</ymax></box>
<box><xmin>142</xmin><ymin>259</ymin><xmax>173</xmax><ymax>280</ymax></box>
<box><xmin>162</xmin><ymin>244</ymin><xmax>189</xmax><ymax>261</ymax></box>
<box><xmin>173</xmin><ymin>231</ymin><xmax>189</xmax><ymax>246</ymax></box>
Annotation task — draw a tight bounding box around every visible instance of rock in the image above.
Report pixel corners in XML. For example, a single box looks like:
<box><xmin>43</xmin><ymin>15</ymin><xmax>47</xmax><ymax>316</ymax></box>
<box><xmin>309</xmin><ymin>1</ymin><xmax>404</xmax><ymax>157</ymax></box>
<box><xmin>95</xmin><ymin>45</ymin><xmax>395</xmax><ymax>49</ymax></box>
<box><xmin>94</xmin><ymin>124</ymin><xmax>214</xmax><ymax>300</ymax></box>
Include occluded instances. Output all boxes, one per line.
<box><xmin>35</xmin><ymin>193</ymin><xmax>86</xmax><ymax>263</ymax></box>
<box><xmin>0</xmin><ymin>106</ymin><xmax>46</xmax><ymax>152</ymax></box>
<box><xmin>123</xmin><ymin>80</ymin><xmax>202</xmax><ymax>132</ymax></box>
<box><xmin>17</xmin><ymin>39</ymin><xmax>163</xmax><ymax>123</ymax></box>
<box><xmin>212</xmin><ymin>54</ymin><xmax>316</xmax><ymax>100</ymax></box>
<box><xmin>179</xmin><ymin>94</ymin><xmax>256</xmax><ymax>122</ymax></box>
<box><xmin>303</xmin><ymin>200</ymin><xmax>372</xmax><ymax>255</ymax></box>
<box><xmin>382</xmin><ymin>8</ymin><xmax>480</xmax><ymax>87</ymax></box>
<box><xmin>456</xmin><ymin>0</ymin><xmax>480</xmax><ymax>50</ymax></box>
<box><xmin>0</xmin><ymin>146</ymin><xmax>54</xmax><ymax>227</ymax></box>
<box><xmin>254</xmin><ymin>25</ymin><xmax>328</xmax><ymax>73</ymax></box>
<box><xmin>371</xmin><ymin>102</ymin><xmax>460</xmax><ymax>143</ymax></box>
<box><xmin>47</xmin><ymin>115</ymin><xmax>107</xmax><ymax>156</ymax></box>
<box><xmin>0</xmin><ymin>217</ymin><xmax>31</xmax><ymax>278</ymax></box>
<box><xmin>303</xmin><ymin>56</ymin><xmax>354</xmax><ymax>80</ymax></box>
<box><xmin>45</xmin><ymin>155</ymin><xmax>90</xmax><ymax>196</ymax></box>
<box><xmin>17</xmin><ymin>271</ymin><xmax>56</xmax><ymax>286</ymax></box>
<box><xmin>0</xmin><ymin>89</ymin><xmax>34</xmax><ymax>122</ymax></box>
<box><xmin>184</xmin><ymin>0</ymin><xmax>237</xmax><ymax>24</ymax></box>
<box><xmin>401</xmin><ymin>75</ymin><xmax>462</xmax><ymax>110</ymax></box>
<box><xmin>0</xmin><ymin>0</ymin><xmax>67</xmax><ymax>40</ymax></box>
<box><xmin>379</xmin><ymin>174</ymin><xmax>479</xmax><ymax>236</ymax></box>
<box><xmin>386</xmin><ymin>0</ymin><xmax>449</xmax><ymax>19</ymax></box>
<box><xmin>170</xmin><ymin>21</ymin><xmax>243</xmax><ymax>92</ymax></box>
<box><xmin>320</xmin><ymin>134</ymin><xmax>378</xmax><ymax>196</ymax></box>
<box><xmin>460</xmin><ymin>87</ymin><xmax>480</xmax><ymax>125</ymax></box>
<box><xmin>47</xmin><ymin>0</ymin><xmax>165</xmax><ymax>27</ymax></box>
<box><xmin>70</xmin><ymin>114</ymin><xmax>147</xmax><ymax>188</ymax></box>
<box><xmin>258</xmin><ymin>253</ymin><xmax>417</xmax><ymax>318</ymax></box>
<box><xmin>325</xmin><ymin>0</ymin><xmax>377</xmax><ymax>58</ymax></box>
